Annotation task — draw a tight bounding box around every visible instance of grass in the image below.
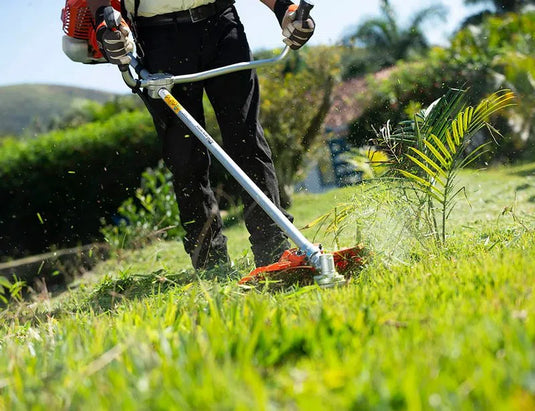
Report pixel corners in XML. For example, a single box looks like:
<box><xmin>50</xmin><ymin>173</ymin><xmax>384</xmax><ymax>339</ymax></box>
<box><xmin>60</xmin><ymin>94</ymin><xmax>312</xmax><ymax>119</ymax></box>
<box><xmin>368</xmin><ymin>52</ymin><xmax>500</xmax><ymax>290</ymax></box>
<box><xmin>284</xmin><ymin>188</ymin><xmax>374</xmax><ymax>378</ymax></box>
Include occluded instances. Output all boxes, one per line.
<box><xmin>1</xmin><ymin>163</ymin><xmax>535</xmax><ymax>409</ymax></box>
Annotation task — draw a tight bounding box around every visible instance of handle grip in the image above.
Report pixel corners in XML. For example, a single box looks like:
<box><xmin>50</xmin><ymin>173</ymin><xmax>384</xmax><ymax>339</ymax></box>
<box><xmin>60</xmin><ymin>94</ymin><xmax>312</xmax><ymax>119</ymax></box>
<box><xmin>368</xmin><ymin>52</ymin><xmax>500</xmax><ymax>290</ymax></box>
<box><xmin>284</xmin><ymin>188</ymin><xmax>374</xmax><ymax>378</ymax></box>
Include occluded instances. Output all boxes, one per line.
<box><xmin>295</xmin><ymin>0</ymin><xmax>314</xmax><ymax>23</ymax></box>
<box><xmin>103</xmin><ymin>6</ymin><xmax>122</xmax><ymax>30</ymax></box>
<box><xmin>104</xmin><ymin>7</ymin><xmax>130</xmax><ymax>72</ymax></box>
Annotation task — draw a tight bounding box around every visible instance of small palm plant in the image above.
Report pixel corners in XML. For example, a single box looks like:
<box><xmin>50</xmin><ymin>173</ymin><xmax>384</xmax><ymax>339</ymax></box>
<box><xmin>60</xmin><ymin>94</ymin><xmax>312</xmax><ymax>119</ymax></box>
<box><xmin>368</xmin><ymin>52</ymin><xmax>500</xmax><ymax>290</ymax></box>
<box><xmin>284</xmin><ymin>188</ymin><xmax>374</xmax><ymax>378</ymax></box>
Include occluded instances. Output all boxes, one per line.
<box><xmin>380</xmin><ymin>88</ymin><xmax>515</xmax><ymax>244</ymax></box>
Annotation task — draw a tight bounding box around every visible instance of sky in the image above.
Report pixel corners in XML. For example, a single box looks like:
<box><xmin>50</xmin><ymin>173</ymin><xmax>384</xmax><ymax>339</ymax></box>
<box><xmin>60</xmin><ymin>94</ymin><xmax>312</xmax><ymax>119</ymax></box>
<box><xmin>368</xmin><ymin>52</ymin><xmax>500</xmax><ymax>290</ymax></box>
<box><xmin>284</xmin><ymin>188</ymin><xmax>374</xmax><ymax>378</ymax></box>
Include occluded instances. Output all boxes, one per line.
<box><xmin>0</xmin><ymin>0</ymin><xmax>487</xmax><ymax>94</ymax></box>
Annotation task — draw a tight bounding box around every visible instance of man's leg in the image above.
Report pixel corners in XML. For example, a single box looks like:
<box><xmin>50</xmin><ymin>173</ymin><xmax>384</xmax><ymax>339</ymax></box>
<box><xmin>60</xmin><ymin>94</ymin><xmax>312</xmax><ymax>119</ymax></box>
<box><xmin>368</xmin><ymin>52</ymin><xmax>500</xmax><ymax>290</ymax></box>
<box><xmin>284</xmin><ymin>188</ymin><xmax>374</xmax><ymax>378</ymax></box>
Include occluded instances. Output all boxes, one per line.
<box><xmin>204</xmin><ymin>7</ymin><xmax>292</xmax><ymax>266</ymax></box>
<box><xmin>135</xmin><ymin>22</ymin><xmax>229</xmax><ymax>269</ymax></box>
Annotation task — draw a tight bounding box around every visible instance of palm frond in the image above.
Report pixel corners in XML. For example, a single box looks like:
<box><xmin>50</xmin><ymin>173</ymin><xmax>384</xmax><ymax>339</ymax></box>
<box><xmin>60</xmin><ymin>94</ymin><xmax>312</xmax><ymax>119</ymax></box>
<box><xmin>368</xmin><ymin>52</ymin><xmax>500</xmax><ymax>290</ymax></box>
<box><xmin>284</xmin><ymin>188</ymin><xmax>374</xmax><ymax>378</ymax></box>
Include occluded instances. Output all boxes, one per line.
<box><xmin>409</xmin><ymin>147</ymin><xmax>447</xmax><ymax>178</ymax></box>
<box><xmin>409</xmin><ymin>4</ymin><xmax>448</xmax><ymax>30</ymax></box>
<box><xmin>425</xmin><ymin>135</ymin><xmax>450</xmax><ymax>165</ymax></box>
<box><xmin>420</xmin><ymin>88</ymin><xmax>467</xmax><ymax>141</ymax></box>
<box><xmin>350</xmin><ymin>19</ymin><xmax>396</xmax><ymax>49</ymax></box>
<box><xmin>398</xmin><ymin>170</ymin><xmax>443</xmax><ymax>201</ymax></box>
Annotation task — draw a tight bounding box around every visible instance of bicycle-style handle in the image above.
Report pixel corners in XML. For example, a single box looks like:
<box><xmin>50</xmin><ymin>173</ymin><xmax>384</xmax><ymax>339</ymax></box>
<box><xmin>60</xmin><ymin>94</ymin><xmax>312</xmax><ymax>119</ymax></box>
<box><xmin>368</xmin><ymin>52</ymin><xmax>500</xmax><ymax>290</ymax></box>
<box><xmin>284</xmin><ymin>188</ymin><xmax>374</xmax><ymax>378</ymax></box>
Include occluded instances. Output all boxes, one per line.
<box><xmin>120</xmin><ymin>2</ymin><xmax>313</xmax><ymax>88</ymax></box>
<box><xmin>103</xmin><ymin>6</ymin><xmax>122</xmax><ymax>28</ymax></box>
<box><xmin>103</xmin><ymin>6</ymin><xmax>130</xmax><ymax>72</ymax></box>
<box><xmin>295</xmin><ymin>0</ymin><xmax>314</xmax><ymax>25</ymax></box>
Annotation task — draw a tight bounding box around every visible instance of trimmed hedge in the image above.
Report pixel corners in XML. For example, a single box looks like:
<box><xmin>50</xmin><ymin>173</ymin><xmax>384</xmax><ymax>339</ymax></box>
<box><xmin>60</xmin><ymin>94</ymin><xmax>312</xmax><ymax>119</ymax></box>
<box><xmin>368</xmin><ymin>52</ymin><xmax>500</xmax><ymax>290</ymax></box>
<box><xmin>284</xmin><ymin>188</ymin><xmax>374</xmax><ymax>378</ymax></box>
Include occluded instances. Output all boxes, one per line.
<box><xmin>0</xmin><ymin>111</ymin><xmax>160</xmax><ymax>260</ymax></box>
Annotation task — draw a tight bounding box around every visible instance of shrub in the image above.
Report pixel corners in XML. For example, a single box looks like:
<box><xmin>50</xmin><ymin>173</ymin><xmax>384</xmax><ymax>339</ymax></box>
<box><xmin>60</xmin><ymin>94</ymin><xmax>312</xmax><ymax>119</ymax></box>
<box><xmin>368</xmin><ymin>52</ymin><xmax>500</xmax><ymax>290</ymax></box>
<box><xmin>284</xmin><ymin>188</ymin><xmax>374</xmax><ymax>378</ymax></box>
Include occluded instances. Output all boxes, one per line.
<box><xmin>99</xmin><ymin>161</ymin><xmax>184</xmax><ymax>251</ymax></box>
<box><xmin>0</xmin><ymin>111</ymin><xmax>160</xmax><ymax>260</ymax></box>
<box><xmin>347</xmin><ymin>47</ymin><xmax>496</xmax><ymax>147</ymax></box>
<box><xmin>349</xmin><ymin>12</ymin><xmax>535</xmax><ymax>161</ymax></box>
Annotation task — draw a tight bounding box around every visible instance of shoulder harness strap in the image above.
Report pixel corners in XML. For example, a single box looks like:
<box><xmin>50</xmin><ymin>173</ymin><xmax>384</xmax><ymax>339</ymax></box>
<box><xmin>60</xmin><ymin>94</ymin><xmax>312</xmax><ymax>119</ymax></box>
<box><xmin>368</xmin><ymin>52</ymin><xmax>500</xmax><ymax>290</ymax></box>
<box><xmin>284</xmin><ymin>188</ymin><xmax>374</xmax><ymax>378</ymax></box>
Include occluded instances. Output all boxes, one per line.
<box><xmin>134</xmin><ymin>0</ymin><xmax>140</xmax><ymax>19</ymax></box>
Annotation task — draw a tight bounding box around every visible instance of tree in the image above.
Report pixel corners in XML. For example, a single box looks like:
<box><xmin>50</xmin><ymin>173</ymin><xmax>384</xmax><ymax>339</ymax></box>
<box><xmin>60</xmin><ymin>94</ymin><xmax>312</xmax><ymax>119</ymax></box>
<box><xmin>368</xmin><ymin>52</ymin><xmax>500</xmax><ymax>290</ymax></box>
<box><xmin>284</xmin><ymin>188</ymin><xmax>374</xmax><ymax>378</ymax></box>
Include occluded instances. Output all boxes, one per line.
<box><xmin>460</xmin><ymin>0</ymin><xmax>535</xmax><ymax>27</ymax></box>
<box><xmin>451</xmin><ymin>11</ymin><xmax>535</xmax><ymax>154</ymax></box>
<box><xmin>259</xmin><ymin>47</ymin><xmax>343</xmax><ymax>207</ymax></box>
<box><xmin>342</xmin><ymin>0</ymin><xmax>447</xmax><ymax>70</ymax></box>
<box><xmin>464</xmin><ymin>0</ymin><xmax>535</xmax><ymax>13</ymax></box>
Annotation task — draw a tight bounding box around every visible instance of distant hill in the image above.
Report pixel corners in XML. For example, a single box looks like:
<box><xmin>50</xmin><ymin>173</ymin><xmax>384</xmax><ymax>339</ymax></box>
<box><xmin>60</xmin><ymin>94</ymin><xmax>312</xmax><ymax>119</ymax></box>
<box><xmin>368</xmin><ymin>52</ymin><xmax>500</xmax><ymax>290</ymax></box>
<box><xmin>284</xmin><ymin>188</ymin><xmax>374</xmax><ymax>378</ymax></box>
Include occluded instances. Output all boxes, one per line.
<box><xmin>0</xmin><ymin>84</ymin><xmax>119</xmax><ymax>136</ymax></box>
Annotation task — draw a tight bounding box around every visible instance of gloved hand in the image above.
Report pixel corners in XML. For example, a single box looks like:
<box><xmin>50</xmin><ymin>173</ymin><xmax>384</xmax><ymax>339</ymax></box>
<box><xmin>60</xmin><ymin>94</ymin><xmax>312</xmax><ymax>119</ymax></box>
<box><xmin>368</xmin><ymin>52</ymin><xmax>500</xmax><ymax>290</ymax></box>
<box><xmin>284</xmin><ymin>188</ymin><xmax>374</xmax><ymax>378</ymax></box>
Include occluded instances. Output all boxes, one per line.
<box><xmin>95</xmin><ymin>6</ymin><xmax>134</xmax><ymax>66</ymax></box>
<box><xmin>281</xmin><ymin>4</ymin><xmax>315</xmax><ymax>50</ymax></box>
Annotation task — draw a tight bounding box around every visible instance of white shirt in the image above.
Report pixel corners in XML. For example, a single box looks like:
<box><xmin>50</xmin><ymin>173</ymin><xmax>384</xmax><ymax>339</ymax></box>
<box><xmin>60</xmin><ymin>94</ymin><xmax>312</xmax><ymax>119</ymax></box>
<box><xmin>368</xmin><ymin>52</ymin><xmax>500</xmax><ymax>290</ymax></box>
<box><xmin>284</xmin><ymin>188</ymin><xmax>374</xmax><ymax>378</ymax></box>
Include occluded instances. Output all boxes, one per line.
<box><xmin>123</xmin><ymin>0</ymin><xmax>216</xmax><ymax>17</ymax></box>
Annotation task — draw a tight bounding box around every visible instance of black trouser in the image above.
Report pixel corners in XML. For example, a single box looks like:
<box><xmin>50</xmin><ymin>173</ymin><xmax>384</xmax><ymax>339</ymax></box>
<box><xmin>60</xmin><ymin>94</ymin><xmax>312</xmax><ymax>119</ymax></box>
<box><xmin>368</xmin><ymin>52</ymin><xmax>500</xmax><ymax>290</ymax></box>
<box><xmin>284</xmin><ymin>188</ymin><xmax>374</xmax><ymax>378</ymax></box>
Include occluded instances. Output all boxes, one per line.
<box><xmin>135</xmin><ymin>5</ymin><xmax>292</xmax><ymax>269</ymax></box>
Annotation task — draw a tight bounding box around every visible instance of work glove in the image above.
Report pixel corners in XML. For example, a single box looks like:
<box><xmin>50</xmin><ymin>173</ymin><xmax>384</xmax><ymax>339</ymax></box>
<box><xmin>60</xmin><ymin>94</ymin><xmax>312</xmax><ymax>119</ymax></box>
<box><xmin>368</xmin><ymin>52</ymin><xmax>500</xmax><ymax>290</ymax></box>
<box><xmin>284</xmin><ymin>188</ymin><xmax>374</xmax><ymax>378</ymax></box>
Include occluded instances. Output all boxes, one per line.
<box><xmin>95</xmin><ymin>6</ymin><xmax>134</xmax><ymax>66</ymax></box>
<box><xmin>280</xmin><ymin>3</ymin><xmax>315</xmax><ymax>50</ymax></box>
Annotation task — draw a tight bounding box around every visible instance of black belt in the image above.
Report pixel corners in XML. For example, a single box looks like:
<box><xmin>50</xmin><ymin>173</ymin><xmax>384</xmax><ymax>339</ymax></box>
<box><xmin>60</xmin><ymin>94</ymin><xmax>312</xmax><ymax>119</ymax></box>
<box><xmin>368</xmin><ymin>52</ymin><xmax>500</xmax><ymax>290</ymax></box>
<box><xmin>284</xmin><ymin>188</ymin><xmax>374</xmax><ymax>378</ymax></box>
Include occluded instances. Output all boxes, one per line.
<box><xmin>135</xmin><ymin>0</ymin><xmax>235</xmax><ymax>26</ymax></box>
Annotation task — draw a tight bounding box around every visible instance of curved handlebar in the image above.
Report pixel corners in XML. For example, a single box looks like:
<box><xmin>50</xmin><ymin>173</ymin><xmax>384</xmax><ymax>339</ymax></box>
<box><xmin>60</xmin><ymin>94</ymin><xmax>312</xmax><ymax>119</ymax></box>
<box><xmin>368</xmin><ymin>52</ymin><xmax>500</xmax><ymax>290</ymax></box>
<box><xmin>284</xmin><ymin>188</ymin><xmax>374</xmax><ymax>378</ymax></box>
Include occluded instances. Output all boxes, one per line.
<box><xmin>122</xmin><ymin>0</ymin><xmax>314</xmax><ymax>91</ymax></box>
<box><xmin>122</xmin><ymin>45</ymin><xmax>291</xmax><ymax>90</ymax></box>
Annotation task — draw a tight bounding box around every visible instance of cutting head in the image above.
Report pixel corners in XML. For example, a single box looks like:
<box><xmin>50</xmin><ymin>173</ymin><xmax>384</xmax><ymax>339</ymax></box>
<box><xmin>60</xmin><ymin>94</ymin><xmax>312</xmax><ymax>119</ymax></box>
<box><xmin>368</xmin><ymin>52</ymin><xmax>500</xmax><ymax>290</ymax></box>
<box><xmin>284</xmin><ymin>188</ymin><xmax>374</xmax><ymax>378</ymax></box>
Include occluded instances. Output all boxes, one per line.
<box><xmin>239</xmin><ymin>246</ymin><xmax>367</xmax><ymax>288</ymax></box>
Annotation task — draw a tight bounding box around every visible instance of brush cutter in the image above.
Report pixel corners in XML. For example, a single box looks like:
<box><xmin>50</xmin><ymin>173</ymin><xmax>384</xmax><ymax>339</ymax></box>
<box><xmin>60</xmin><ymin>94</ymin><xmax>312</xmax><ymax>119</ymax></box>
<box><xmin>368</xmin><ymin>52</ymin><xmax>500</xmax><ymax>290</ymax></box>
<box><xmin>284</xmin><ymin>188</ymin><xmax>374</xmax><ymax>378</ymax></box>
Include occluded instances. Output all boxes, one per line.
<box><xmin>118</xmin><ymin>0</ymin><xmax>365</xmax><ymax>287</ymax></box>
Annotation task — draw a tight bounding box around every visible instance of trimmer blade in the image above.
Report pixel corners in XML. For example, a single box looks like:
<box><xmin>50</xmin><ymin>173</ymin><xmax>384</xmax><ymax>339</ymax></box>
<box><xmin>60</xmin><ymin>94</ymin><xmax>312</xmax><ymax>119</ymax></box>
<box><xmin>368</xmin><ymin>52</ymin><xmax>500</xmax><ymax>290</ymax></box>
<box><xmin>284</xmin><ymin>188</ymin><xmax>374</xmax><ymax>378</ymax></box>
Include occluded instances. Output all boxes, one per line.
<box><xmin>239</xmin><ymin>245</ymin><xmax>367</xmax><ymax>288</ymax></box>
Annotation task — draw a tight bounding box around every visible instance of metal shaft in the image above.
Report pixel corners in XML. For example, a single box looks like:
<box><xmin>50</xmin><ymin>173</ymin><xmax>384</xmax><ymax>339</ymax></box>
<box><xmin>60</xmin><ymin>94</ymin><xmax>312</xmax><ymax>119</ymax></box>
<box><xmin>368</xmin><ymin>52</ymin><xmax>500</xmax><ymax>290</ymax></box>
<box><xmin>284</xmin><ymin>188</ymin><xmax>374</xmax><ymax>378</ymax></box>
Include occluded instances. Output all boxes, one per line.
<box><xmin>158</xmin><ymin>88</ymin><xmax>324</xmax><ymax>266</ymax></box>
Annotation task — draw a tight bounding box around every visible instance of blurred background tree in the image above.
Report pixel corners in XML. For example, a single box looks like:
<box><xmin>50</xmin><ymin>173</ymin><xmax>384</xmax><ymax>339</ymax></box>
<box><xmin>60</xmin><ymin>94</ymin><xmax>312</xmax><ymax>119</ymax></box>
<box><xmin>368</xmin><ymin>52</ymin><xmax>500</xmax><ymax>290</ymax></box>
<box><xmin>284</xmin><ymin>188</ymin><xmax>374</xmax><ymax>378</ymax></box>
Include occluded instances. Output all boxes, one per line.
<box><xmin>340</xmin><ymin>0</ymin><xmax>446</xmax><ymax>78</ymax></box>
<box><xmin>259</xmin><ymin>46</ymin><xmax>343</xmax><ymax>207</ymax></box>
<box><xmin>451</xmin><ymin>11</ymin><xmax>535</xmax><ymax>157</ymax></box>
<box><xmin>346</xmin><ymin>6</ymin><xmax>535</xmax><ymax>160</ymax></box>
<box><xmin>464</xmin><ymin>0</ymin><xmax>535</xmax><ymax>13</ymax></box>
<box><xmin>460</xmin><ymin>0</ymin><xmax>535</xmax><ymax>26</ymax></box>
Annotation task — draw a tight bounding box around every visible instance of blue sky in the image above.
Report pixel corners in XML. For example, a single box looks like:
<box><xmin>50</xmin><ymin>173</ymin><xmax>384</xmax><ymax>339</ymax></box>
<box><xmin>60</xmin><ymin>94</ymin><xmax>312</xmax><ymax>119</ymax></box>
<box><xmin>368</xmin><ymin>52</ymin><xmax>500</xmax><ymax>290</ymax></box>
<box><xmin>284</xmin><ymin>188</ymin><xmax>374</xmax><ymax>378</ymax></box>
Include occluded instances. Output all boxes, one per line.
<box><xmin>0</xmin><ymin>0</ymin><xmax>487</xmax><ymax>93</ymax></box>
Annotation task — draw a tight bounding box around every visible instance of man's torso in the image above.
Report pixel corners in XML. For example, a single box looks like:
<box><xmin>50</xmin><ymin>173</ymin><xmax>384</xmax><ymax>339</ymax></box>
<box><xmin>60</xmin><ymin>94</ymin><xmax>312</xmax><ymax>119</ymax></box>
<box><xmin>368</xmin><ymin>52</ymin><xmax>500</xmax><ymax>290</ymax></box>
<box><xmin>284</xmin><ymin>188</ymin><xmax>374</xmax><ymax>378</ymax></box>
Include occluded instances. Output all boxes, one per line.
<box><xmin>123</xmin><ymin>0</ymin><xmax>217</xmax><ymax>17</ymax></box>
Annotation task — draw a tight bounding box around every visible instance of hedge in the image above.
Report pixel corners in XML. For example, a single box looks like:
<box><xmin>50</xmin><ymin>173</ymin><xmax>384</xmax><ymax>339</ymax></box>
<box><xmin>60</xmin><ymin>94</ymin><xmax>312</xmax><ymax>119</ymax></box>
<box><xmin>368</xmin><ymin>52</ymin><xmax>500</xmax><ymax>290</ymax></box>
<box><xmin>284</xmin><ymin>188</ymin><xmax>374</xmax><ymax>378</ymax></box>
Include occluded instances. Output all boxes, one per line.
<box><xmin>0</xmin><ymin>111</ymin><xmax>160</xmax><ymax>260</ymax></box>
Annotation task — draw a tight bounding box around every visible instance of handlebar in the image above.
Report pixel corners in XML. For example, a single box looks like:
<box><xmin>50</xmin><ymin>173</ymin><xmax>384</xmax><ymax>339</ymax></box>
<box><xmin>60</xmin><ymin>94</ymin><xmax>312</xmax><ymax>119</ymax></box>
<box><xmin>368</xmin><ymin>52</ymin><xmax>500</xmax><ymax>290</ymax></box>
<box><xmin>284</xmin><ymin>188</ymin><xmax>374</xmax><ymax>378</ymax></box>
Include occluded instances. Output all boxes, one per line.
<box><xmin>121</xmin><ymin>0</ymin><xmax>313</xmax><ymax>93</ymax></box>
<box><xmin>121</xmin><ymin>46</ymin><xmax>291</xmax><ymax>90</ymax></box>
<box><xmin>295</xmin><ymin>0</ymin><xmax>314</xmax><ymax>23</ymax></box>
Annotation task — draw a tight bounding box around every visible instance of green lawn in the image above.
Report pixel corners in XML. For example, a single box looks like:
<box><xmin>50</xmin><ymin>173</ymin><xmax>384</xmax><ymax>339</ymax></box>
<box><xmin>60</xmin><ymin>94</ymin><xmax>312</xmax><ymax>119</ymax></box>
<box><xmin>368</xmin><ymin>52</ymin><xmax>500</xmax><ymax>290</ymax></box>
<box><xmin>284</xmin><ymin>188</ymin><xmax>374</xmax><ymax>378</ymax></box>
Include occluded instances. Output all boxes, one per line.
<box><xmin>1</xmin><ymin>163</ymin><xmax>535</xmax><ymax>410</ymax></box>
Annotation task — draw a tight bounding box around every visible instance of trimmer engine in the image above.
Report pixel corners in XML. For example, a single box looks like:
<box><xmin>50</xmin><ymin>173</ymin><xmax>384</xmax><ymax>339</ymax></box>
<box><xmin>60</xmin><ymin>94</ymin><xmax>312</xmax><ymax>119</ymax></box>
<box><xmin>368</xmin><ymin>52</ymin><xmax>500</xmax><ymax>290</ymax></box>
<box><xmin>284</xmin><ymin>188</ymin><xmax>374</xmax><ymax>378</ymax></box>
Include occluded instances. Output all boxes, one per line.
<box><xmin>61</xmin><ymin>0</ymin><xmax>121</xmax><ymax>64</ymax></box>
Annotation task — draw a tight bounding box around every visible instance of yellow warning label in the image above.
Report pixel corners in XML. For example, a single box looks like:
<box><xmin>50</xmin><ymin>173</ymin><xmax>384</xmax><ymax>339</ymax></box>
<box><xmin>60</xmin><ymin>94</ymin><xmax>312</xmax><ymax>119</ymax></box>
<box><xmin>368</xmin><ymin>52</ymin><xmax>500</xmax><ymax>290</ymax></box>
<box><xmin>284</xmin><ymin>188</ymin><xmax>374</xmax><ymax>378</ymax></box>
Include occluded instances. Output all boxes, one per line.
<box><xmin>164</xmin><ymin>94</ymin><xmax>182</xmax><ymax>114</ymax></box>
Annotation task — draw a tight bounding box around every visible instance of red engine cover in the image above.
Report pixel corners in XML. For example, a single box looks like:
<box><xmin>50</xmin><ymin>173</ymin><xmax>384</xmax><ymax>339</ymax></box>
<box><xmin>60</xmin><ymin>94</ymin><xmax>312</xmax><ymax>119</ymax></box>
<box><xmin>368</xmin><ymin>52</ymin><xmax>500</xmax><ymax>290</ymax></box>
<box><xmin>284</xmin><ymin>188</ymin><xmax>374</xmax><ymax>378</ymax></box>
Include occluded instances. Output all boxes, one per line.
<box><xmin>61</xmin><ymin>0</ymin><xmax>122</xmax><ymax>60</ymax></box>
